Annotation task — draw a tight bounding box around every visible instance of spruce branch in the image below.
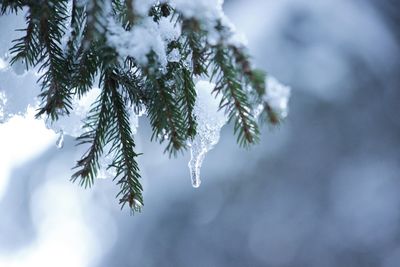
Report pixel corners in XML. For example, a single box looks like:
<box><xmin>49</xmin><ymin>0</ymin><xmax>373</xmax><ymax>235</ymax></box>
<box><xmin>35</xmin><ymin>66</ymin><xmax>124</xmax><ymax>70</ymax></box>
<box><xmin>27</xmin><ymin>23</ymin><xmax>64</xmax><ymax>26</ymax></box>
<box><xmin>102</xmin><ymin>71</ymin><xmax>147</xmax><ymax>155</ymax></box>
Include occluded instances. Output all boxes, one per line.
<box><xmin>147</xmin><ymin>76</ymin><xmax>187</xmax><ymax>155</ymax></box>
<box><xmin>9</xmin><ymin>7</ymin><xmax>42</xmax><ymax>68</ymax></box>
<box><xmin>8</xmin><ymin>1</ymin><xmax>72</xmax><ymax>120</ymax></box>
<box><xmin>82</xmin><ymin>0</ymin><xmax>107</xmax><ymax>49</ymax></box>
<box><xmin>112</xmin><ymin>0</ymin><xmax>137</xmax><ymax>29</ymax></box>
<box><xmin>181</xmin><ymin>18</ymin><xmax>209</xmax><ymax>76</ymax></box>
<box><xmin>145</xmin><ymin>56</ymin><xmax>187</xmax><ymax>156</ymax></box>
<box><xmin>106</xmin><ymin>69</ymin><xmax>143</xmax><ymax>210</ymax></box>
<box><xmin>114</xmin><ymin>67</ymin><xmax>145</xmax><ymax>108</ymax></box>
<box><xmin>34</xmin><ymin>0</ymin><xmax>72</xmax><ymax>120</ymax></box>
<box><xmin>212</xmin><ymin>45</ymin><xmax>260</xmax><ymax>147</ymax></box>
<box><xmin>0</xmin><ymin>0</ymin><xmax>25</xmax><ymax>14</ymax></box>
<box><xmin>229</xmin><ymin>45</ymin><xmax>284</xmax><ymax>125</ymax></box>
<box><xmin>71</xmin><ymin>82</ymin><xmax>112</xmax><ymax>188</ymax></box>
<box><xmin>175</xmin><ymin>62</ymin><xmax>197</xmax><ymax>138</ymax></box>
<box><xmin>1</xmin><ymin>1</ymin><xmax>290</xmax><ymax>212</ymax></box>
<box><xmin>230</xmin><ymin>45</ymin><xmax>266</xmax><ymax>97</ymax></box>
<box><xmin>64</xmin><ymin>0</ymin><xmax>86</xmax><ymax>75</ymax></box>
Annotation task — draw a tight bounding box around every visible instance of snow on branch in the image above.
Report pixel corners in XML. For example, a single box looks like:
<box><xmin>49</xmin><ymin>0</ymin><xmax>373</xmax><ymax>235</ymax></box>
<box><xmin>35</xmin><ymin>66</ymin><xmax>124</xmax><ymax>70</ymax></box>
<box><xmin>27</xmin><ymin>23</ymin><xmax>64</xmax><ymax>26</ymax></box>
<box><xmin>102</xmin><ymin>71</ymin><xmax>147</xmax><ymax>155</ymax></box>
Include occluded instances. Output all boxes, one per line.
<box><xmin>0</xmin><ymin>0</ymin><xmax>290</xmax><ymax>212</ymax></box>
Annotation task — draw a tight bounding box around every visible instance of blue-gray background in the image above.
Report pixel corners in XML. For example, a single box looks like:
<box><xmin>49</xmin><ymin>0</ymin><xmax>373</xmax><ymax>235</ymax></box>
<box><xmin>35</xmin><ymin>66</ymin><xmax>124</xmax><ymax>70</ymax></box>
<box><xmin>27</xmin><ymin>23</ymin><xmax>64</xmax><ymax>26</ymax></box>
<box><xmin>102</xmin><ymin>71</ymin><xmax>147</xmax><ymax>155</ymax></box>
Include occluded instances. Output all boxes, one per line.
<box><xmin>1</xmin><ymin>0</ymin><xmax>400</xmax><ymax>266</ymax></box>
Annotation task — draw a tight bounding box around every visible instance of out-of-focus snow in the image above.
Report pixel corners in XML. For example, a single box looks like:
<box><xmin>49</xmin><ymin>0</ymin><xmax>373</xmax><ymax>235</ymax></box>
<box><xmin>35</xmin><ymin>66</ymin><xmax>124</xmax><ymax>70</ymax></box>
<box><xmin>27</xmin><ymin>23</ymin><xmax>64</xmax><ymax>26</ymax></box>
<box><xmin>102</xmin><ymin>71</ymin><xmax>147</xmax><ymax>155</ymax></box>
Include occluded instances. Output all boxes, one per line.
<box><xmin>226</xmin><ymin>0</ymin><xmax>399</xmax><ymax>102</ymax></box>
<box><xmin>47</xmin><ymin>87</ymin><xmax>101</xmax><ymax>138</ymax></box>
<box><xmin>0</xmin><ymin>108</ymin><xmax>56</xmax><ymax>201</ymax></box>
<box><xmin>106</xmin><ymin>13</ymin><xmax>181</xmax><ymax>69</ymax></box>
<box><xmin>0</xmin><ymin>68</ymin><xmax>41</xmax><ymax>122</ymax></box>
<box><xmin>171</xmin><ymin>0</ymin><xmax>224</xmax><ymax>23</ymax></box>
<box><xmin>167</xmin><ymin>48</ymin><xmax>181</xmax><ymax>63</ymax></box>
<box><xmin>264</xmin><ymin>76</ymin><xmax>291</xmax><ymax>119</ymax></box>
<box><xmin>107</xmin><ymin>17</ymin><xmax>168</xmax><ymax>68</ymax></box>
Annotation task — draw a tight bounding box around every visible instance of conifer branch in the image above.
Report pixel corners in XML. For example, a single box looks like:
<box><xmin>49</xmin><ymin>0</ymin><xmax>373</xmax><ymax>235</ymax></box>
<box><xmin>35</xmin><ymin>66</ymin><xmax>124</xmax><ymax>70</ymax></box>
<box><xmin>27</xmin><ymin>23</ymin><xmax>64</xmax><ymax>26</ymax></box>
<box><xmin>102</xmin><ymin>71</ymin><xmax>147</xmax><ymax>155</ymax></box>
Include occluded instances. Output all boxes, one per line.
<box><xmin>65</xmin><ymin>0</ymin><xmax>86</xmax><ymax>79</ymax></box>
<box><xmin>0</xmin><ymin>0</ymin><xmax>24</xmax><ymax>14</ymax></box>
<box><xmin>83</xmin><ymin>0</ymin><xmax>107</xmax><ymax>49</ymax></box>
<box><xmin>106</xmin><ymin>69</ymin><xmax>143</xmax><ymax>210</ymax></box>
<box><xmin>145</xmin><ymin>55</ymin><xmax>187</xmax><ymax>156</ymax></box>
<box><xmin>1</xmin><ymin>1</ymin><xmax>289</xmax><ymax>212</ymax></box>
<box><xmin>35</xmin><ymin>1</ymin><xmax>73</xmax><ymax>120</ymax></box>
<box><xmin>182</xmin><ymin>19</ymin><xmax>209</xmax><ymax>76</ymax></box>
<box><xmin>212</xmin><ymin>45</ymin><xmax>260</xmax><ymax>147</ymax></box>
<box><xmin>72</xmin><ymin>80</ymin><xmax>112</xmax><ymax>188</ymax></box>
<box><xmin>112</xmin><ymin>0</ymin><xmax>137</xmax><ymax>29</ymax></box>
<box><xmin>230</xmin><ymin>45</ymin><xmax>266</xmax><ymax>98</ymax></box>
<box><xmin>114</xmin><ymin>67</ymin><xmax>145</xmax><ymax>107</ymax></box>
<box><xmin>175</xmin><ymin>63</ymin><xmax>197</xmax><ymax>138</ymax></box>
<box><xmin>9</xmin><ymin>6</ymin><xmax>41</xmax><ymax>68</ymax></box>
<box><xmin>147</xmin><ymin>76</ymin><xmax>187</xmax><ymax>155</ymax></box>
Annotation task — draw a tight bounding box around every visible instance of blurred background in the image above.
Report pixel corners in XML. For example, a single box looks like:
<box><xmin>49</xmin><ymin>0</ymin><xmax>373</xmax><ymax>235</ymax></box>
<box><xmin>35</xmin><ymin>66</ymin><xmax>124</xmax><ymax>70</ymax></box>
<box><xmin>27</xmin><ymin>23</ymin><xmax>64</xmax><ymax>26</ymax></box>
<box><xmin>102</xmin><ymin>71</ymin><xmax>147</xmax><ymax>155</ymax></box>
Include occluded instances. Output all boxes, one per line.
<box><xmin>1</xmin><ymin>0</ymin><xmax>400</xmax><ymax>266</ymax></box>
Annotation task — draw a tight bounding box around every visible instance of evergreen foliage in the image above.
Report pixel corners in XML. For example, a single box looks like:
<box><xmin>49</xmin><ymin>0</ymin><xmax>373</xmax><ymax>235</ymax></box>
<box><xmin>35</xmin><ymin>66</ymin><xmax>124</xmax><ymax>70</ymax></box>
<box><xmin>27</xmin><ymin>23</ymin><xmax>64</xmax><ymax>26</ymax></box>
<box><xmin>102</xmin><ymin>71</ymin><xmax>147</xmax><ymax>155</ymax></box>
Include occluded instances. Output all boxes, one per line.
<box><xmin>0</xmin><ymin>0</ymin><xmax>285</xmax><ymax>212</ymax></box>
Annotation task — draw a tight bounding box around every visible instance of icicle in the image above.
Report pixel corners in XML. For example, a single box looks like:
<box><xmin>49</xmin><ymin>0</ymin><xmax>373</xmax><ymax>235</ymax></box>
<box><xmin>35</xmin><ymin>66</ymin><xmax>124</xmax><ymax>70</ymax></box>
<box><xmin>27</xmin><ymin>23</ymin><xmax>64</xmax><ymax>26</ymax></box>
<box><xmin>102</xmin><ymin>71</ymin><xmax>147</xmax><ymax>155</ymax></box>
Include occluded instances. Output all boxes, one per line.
<box><xmin>56</xmin><ymin>130</ymin><xmax>64</xmax><ymax>149</ymax></box>
<box><xmin>188</xmin><ymin>126</ymin><xmax>222</xmax><ymax>188</ymax></box>
<box><xmin>189</xmin><ymin>139</ymin><xmax>204</xmax><ymax>187</ymax></box>
<box><xmin>188</xmin><ymin>81</ymin><xmax>227</xmax><ymax>188</ymax></box>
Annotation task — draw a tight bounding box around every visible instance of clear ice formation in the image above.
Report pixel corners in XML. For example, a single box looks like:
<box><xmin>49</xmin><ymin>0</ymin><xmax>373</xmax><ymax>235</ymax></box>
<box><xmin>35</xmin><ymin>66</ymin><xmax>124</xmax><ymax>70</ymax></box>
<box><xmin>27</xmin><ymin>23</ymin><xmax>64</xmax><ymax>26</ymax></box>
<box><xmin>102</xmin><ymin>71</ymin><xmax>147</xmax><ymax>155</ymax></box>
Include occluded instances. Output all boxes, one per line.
<box><xmin>56</xmin><ymin>130</ymin><xmax>64</xmax><ymax>149</ymax></box>
<box><xmin>188</xmin><ymin>81</ymin><xmax>227</xmax><ymax>188</ymax></box>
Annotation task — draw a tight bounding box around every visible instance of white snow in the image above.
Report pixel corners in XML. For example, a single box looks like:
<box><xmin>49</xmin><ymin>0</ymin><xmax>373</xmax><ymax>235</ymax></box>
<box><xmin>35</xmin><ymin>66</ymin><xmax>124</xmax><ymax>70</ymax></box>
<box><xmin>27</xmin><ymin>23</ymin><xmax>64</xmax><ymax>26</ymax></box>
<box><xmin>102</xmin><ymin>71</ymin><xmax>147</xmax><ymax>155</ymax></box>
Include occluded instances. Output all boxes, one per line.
<box><xmin>263</xmin><ymin>77</ymin><xmax>291</xmax><ymax>119</ymax></box>
<box><xmin>188</xmin><ymin>80</ymin><xmax>227</xmax><ymax>188</ymax></box>
<box><xmin>0</xmin><ymin>58</ymin><xmax>7</xmax><ymax>70</ymax></box>
<box><xmin>129</xmin><ymin>106</ymin><xmax>146</xmax><ymax>136</ymax></box>
<box><xmin>171</xmin><ymin>0</ymin><xmax>224</xmax><ymax>23</ymax></box>
<box><xmin>0</xmin><ymin>91</ymin><xmax>6</xmax><ymax>122</ymax></box>
<box><xmin>0</xmin><ymin>69</ymin><xmax>41</xmax><ymax>123</ymax></box>
<box><xmin>47</xmin><ymin>87</ymin><xmax>102</xmax><ymax>138</ymax></box>
<box><xmin>0</xmin><ymin>107</ymin><xmax>56</xmax><ymax>201</ymax></box>
<box><xmin>0</xmin><ymin>0</ymin><xmax>291</xmax><ymax>187</ymax></box>
<box><xmin>167</xmin><ymin>48</ymin><xmax>181</xmax><ymax>63</ymax></box>
<box><xmin>96</xmin><ymin>145</ymin><xmax>117</xmax><ymax>180</ymax></box>
<box><xmin>107</xmin><ymin>17</ymin><xmax>168</xmax><ymax>68</ymax></box>
<box><xmin>133</xmin><ymin>0</ymin><xmax>157</xmax><ymax>16</ymax></box>
<box><xmin>107</xmin><ymin>11</ymin><xmax>183</xmax><ymax>69</ymax></box>
<box><xmin>158</xmin><ymin>16</ymin><xmax>181</xmax><ymax>42</ymax></box>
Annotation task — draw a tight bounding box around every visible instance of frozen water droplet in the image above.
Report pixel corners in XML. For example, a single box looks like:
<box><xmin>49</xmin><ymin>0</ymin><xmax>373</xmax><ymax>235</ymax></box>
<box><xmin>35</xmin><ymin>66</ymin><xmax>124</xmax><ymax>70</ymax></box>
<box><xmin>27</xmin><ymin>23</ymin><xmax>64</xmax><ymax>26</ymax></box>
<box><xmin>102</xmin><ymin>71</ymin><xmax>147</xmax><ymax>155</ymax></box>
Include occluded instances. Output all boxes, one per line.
<box><xmin>56</xmin><ymin>130</ymin><xmax>64</xmax><ymax>149</ymax></box>
<box><xmin>192</xmin><ymin>178</ymin><xmax>201</xmax><ymax>188</ymax></box>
